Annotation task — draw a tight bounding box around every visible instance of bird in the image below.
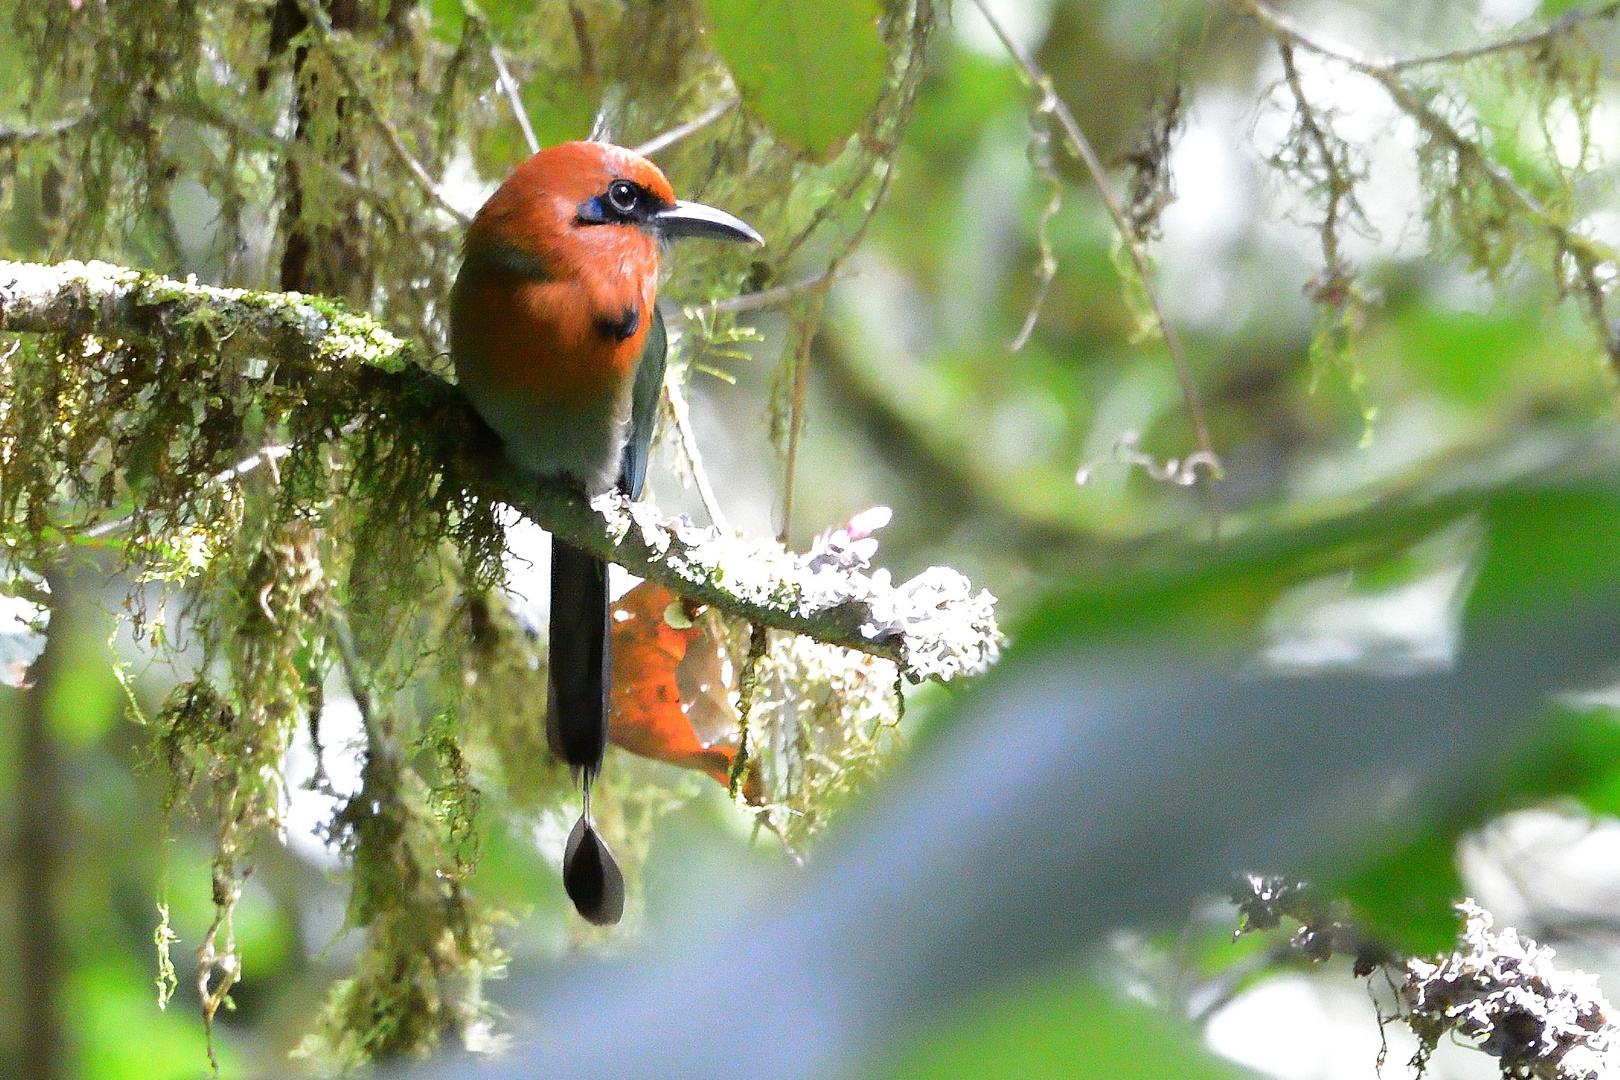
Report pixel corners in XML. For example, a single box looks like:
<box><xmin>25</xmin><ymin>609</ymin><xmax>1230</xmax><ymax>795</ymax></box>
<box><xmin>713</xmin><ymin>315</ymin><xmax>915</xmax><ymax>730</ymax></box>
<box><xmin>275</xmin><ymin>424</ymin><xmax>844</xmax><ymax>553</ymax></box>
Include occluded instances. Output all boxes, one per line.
<box><xmin>449</xmin><ymin>140</ymin><xmax>762</xmax><ymax>925</ymax></box>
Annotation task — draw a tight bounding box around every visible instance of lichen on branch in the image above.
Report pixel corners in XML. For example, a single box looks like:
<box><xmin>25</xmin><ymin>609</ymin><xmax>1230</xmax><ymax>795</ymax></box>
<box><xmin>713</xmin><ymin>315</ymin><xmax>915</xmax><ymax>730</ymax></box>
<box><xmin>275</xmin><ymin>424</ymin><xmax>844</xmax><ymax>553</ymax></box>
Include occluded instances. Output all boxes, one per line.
<box><xmin>0</xmin><ymin>258</ymin><xmax>1002</xmax><ymax>680</ymax></box>
<box><xmin>7</xmin><ymin>0</ymin><xmax>953</xmax><ymax>1067</ymax></box>
<box><xmin>1405</xmin><ymin>902</ymin><xmax>1616</xmax><ymax>1080</ymax></box>
<box><xmin>1234</xmin><ymin>877</ymin><xmax>1619</xmax><ymax>1080</ymax></box>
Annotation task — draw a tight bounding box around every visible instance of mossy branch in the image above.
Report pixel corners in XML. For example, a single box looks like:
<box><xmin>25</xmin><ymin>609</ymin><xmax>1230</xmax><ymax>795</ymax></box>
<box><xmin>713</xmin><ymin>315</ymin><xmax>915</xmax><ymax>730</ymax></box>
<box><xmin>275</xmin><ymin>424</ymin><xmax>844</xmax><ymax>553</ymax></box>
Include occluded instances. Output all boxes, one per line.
<box><xmin>0</xmin><ymin>113</ymin><xmax>85</xmax><ymax>146</ymax></box>
<box><xmin>0</xmin><ymin>259</ymin><xmax>1000</xmax><ymax>683</ymax></box>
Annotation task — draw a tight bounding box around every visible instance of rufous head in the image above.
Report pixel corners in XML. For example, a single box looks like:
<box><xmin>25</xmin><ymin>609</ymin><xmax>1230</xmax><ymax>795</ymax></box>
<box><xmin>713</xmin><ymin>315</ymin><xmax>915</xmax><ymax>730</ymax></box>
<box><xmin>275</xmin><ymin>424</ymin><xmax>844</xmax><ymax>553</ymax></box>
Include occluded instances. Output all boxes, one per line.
<box><xmin>467</xmin><ymin>141</ymin><xmax>762</xmax><ymax>257</ymax></box>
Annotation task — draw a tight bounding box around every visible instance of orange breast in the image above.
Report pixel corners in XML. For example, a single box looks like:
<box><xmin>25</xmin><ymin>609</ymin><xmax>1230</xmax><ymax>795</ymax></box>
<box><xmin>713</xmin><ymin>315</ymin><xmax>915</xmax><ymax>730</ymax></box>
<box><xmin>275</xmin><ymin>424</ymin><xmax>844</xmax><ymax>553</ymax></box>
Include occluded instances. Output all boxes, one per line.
<box><xmin>453</xmin><ymin>271</ymin><xmax>653</xmax><ymax>409</ymax></box>
<box><xmin>451</xmin><ymin>197</ymin><xmax>661</xmax><ymax>410</ymax></box>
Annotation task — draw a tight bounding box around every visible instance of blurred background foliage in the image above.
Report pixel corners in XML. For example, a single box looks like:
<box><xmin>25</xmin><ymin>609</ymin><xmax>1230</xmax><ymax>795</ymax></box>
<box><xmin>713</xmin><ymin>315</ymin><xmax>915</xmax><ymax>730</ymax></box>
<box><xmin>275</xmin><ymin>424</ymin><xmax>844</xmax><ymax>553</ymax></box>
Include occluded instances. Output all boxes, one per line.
<box><xmin>1</xmin><ymin>0</ymin><xmax>1620</xmax><ymax>1076</ymax></box>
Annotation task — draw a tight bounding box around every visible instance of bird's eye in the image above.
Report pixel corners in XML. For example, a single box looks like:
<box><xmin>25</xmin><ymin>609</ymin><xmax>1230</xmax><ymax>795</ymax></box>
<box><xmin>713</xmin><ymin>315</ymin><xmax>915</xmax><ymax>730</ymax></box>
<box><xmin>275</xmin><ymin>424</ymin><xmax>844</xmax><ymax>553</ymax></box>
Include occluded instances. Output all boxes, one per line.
<box><xmin>606</xmin><ymin>180</ymin><xmax>639</xmax><ymax>216</ymax></box>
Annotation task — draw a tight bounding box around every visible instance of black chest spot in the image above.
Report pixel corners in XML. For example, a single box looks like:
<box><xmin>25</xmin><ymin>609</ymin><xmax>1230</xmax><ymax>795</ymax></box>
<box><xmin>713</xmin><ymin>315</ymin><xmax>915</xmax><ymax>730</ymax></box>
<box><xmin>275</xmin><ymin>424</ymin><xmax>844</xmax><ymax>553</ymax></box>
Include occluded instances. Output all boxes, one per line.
<box><xmin>597</xmin><ymin>305</ymin><xmax>640</xmax><ymax>343</ymax></box>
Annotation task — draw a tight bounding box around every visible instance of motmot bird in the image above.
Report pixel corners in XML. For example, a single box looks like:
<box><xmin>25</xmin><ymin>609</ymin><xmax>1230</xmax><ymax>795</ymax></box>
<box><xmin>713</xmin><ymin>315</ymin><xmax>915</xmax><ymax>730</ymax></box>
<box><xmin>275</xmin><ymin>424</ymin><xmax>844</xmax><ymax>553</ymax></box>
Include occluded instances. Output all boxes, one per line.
<box><xmin>449</xmin><ymin>141</ymin><xmax>761</xmax><ymax>925</ymax></box>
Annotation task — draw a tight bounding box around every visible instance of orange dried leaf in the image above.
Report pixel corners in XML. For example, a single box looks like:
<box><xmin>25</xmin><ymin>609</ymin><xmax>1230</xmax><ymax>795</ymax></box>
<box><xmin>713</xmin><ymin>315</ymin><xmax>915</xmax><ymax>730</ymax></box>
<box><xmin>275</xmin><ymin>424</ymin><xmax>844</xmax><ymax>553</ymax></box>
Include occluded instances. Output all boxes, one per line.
<box><xmin>609</xmin><ymin>582</ymin><xmax>760</xmax><ymax>802</ymax></box>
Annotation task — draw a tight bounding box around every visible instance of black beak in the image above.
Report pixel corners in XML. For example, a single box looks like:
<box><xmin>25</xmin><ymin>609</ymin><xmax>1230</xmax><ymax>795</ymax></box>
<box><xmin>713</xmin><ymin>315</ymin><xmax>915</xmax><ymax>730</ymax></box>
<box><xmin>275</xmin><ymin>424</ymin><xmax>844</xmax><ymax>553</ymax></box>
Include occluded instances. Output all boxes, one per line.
<box><xmin>652</xmin><ymin>200</ymin><xmax>764</xmax><ymax>245</ymax></box>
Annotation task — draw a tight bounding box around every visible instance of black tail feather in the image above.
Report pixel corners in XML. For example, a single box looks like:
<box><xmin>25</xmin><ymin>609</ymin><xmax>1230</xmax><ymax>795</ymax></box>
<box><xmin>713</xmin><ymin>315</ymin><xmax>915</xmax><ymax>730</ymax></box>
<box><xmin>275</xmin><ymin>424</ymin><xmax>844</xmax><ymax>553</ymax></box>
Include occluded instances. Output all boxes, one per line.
<box><xmin>562</xmin><ymin>811</ymin><xmax>625</xmax><ymax>926</ymax></box>
<box><xmin>548</xmin><ymin>540</ymin><xmax>611</xmax><ymax>783</ymax></box>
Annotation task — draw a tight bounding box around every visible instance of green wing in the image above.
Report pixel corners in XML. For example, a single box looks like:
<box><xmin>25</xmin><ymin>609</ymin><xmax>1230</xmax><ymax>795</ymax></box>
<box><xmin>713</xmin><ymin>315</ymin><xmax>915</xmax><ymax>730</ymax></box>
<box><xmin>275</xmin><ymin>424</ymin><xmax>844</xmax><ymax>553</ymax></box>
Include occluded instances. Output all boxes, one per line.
<box><xmin>618</xmin><ymin>304</ymin><xmax>666</xmax><ymax>500</ymax></box>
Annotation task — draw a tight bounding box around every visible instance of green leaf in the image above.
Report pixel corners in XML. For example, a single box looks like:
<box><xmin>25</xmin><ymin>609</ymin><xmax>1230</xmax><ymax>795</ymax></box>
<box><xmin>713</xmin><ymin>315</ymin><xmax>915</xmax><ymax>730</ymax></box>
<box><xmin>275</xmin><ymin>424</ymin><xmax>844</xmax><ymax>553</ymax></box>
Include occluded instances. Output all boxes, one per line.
<box><xmin>1331</xmin><ymin>826</ymin><xmax>1468</xmax><ymax>957</ymax></box>
<box><xmin>867</xmin><ymin>969</ymin><xmax>1247</xmax><ymax>1080</ymax></box>
<box><xmin>1325</xmin><ymin>705</ymin><xmax>1620</xmax><ymax>957</ymax></box>
<box><xmin>427</xmin><ymin>0</ymin><xmax>465</xmax><ymax>44</ymax></box>
<box><xmin>1467</xmin><ymin>487</ymin><xmax>1620</xmax><ymax>623</ymax></box>
<box><xmin>699</xmin><ymin>0</ymin><xmax>888</xmax><ymax>159</ymax></box>
<box><xmin>1512</xmin><ymin>707</ymin><xmax>1620</xmax><ymax>815</ymax></box>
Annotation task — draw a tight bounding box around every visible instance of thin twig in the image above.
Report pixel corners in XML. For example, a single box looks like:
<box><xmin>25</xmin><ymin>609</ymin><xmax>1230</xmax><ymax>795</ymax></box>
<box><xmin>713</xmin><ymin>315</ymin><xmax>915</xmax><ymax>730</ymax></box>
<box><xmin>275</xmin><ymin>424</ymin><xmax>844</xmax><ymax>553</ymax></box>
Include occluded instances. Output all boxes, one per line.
<box><xmin>177</xmin><ymin>96</ymin><xmax>381</xmax><ymax>210</ymax></box>
<box><xmin>1384</xmin><ymin>2</ymin><xmax>1620</xmax><ymax>71</ymax></box>
<box><xmin>292</xmin><ymin>0</ymin><xmax>472</xmax><ymax>226</ymax></box>
<box><xmin>678</xmin><ymin>271</ymin><xmax>841</xmax><ymax>321</ymax></box>
<box><xmin>778</xmin><ymin>291</ymin><xmax>825</xmax><ymax>545</ymax></box>
<box><xmin>327</xmin><ymin>602</ymin><xmax>384</xmax><ymax>752</ymax></box>
<box><xmin>1008</xmin><ymin>116</ymin><xmax>1062</xmax><ymax>352</ymax></box>
<box><xmin>0</xmin><ymin>114</ymin><xmax>86</xmax><ymax>147</ymax></box>
<box><xmin>632</xmin><ymin>97</ymin><xmax>739</xmax><ymax>158</ymax></box>
<box><xmin>664</xmin><ymin>367</ymin><xmax>731</xmax><ymax>532</ymax></box>
<box><xmin>969</xmin><ymin>0</ymin><xmax>1217</xmax><ymax>470</ymax></box>
<box><xmin>489</xmin><ymin>45</ymin><xmax>540</xmax><ymax>156</ymax></box>
<box><xmin>1236</xmin><ymin>0</ymin><xmax>1587</xmax><ymax>208</ymax></box>
<box><xmin>82</xmin><ymin>446</ymin><xmax>291</xmax><ymax>540</ymax></box>
<box><xmin>589</xmin><ymin>85</ymin><xmax>622</xmax><ymax>144</ymax></box>
<box><xmin>1277</xmin><ymin>42</ymin><xmax>1356</xmax><ymax>283</ymax></box>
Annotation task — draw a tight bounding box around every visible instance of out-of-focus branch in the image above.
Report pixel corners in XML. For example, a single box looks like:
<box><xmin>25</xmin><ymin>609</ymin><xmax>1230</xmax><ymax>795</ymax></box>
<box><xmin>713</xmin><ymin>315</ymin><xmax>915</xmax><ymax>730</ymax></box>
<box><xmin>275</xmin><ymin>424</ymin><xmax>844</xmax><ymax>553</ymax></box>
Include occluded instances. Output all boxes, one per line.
<box><xmin>0</xmin><ymin>114</ymin><xmax>85</xmax><ymax>147</ymax></box>
<box><xmin>489</xmin><ymin>45</ymin><xmax>540</xmax><ymax>156</ymax></box>
<box><xmin>968</xmin><ymin>0</ymin><xmax>1217</xmax><ymax>472</ymax></box>
<box><xmin>1276</xmin><ymin>42</ymin><xmax>1361</xmax><ymax>287</ymax></box>
<box><xmin>0</xmin><ymin>260</ymin><xmax>1001</xmax><ymax>683</ymax></box>
<box><xmin>1384</xmin><ymin>2</ymin><xmax>1620</xmax><ymax>71</ymax></box>
<box><xmin>632</xmin><ymin>96</ymin><xmax>739</xmax><ymax>158</ymax></box>
<box><xmin>292</xmin><ymin>0</ymin><xmax>472</xmax><ymax>226</ymax></box>
<box><xmin>1231</xmin><ymin>0</ymin><xmax>1620</xmax><ymax>367</ymax></box>
<box><xmin>175</xmin><ymin>95</ymin><xmax>425</xmax><ymax>237</ymax></box>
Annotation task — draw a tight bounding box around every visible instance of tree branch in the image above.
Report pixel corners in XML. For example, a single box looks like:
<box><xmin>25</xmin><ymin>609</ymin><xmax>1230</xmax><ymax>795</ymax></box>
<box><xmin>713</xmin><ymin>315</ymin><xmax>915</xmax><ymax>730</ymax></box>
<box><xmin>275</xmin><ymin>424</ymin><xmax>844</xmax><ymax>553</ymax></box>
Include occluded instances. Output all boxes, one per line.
<box><xmin>687</xmin><ymin>270</ymin><xmax>841</xmax><ymax>318</ymax></box>
<box><xmin>662</xmin><ymin>368</ymin><xmax>731</xmax><ymax>531</ymax></box>
<box><xmin>632</xmin><ymin>96</ymin><xmax>739</xmax><ymax>158</ymax></box>
<box><xmin>489</xmin><ymin>45</ymin><xmax>540</xmax><ymax>157</ymax></box>
<box><xmin>1385</xmin><ymin>3</ymin><xmax>1618</xmax><ymax>72</ymax></box>
<box><xmin>0</xmin><ymin>260</ymin><xmax>1000</xmax><ymax>683</ymax></box>
<box><xmin>176</xmin><ymin>94</ymin><xmax>422</xmax><ymax>235</ymax></box>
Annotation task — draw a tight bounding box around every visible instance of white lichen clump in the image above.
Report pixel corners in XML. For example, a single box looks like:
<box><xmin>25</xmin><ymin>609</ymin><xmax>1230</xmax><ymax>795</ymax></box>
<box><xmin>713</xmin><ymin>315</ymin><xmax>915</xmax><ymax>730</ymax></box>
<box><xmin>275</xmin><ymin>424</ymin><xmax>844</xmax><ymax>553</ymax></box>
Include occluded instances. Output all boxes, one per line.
<box><xmin>594</xmin><ymin>494</ymin><xmax>1001</xmax><ymax>683</ymax></box>
<box><xmin>751</xmin><ymin>630</ymin><xmax>901</xmax><ymax>852</ymax></box>
<box><xmin>1404</xmin><ymin>901</ymin><xmax>1616</xmax><ymax>1080</ymax></box>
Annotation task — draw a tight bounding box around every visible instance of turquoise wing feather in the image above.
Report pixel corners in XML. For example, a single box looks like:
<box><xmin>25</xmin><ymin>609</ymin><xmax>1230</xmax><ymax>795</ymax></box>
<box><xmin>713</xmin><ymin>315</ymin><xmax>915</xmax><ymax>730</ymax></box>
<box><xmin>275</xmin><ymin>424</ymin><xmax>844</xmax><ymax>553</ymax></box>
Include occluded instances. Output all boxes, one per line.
<box><xmin>618</xmin><ymin>304</ymin><xmax>666</xmax><ymax>500</ymax></box>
